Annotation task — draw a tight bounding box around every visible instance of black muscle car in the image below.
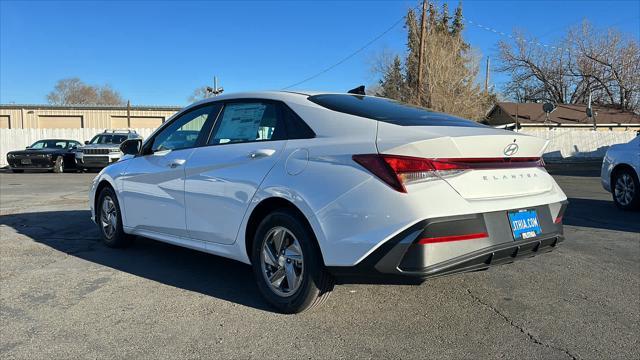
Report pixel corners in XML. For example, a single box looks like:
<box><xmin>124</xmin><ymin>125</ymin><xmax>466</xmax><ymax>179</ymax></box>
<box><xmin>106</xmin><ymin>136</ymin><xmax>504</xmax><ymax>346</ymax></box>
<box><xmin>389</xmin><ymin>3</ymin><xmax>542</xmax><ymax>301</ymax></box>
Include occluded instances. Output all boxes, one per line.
<box><xmin>6</xmin><ymin>139</ymin><xmax>82</xmax><ymax>173</ymax></box>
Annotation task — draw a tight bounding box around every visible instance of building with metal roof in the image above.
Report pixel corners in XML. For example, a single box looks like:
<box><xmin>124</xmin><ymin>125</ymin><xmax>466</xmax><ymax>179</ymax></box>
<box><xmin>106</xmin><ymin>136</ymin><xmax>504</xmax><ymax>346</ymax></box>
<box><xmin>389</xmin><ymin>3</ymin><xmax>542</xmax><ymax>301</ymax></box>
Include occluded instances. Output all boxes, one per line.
<box><xmin>485</xmin><ymin>102</ymin><xmax>640</xmax><ymax>131</ymax></box>
<box><xmin>0</xmin><ymin>104</ymin><xmax>182</xmax><ymax>129</ymax></box>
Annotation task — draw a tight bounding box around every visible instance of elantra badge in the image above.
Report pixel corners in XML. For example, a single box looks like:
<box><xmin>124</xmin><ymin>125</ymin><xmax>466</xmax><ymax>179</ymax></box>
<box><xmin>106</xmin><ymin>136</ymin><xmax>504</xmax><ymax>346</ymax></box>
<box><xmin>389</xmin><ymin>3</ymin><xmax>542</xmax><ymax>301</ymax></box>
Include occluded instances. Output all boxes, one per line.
<box><xmin>503</xmin><ymin>143</ymin><xmax>519</xmax><ymax>156</ymax></box>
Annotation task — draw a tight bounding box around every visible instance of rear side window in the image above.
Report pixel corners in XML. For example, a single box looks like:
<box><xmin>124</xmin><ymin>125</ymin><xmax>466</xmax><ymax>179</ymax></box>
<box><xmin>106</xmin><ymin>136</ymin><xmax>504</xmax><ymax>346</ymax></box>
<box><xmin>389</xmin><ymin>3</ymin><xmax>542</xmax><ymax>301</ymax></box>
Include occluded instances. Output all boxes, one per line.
<box><xmin>283</xmin><ymin>106</ymin><xmax>315</xmax><ymax>139</ymax></box>
<box><xmin>308</xmin><ymin>94</ymin><xmax>485</xmax><ymax>127</ymax></box>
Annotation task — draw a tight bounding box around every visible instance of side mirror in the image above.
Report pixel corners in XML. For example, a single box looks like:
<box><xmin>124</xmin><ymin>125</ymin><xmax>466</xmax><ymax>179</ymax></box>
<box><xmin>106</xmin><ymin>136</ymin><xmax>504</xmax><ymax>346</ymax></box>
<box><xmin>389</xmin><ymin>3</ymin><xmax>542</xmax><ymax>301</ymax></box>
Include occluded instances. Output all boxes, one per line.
<box><xmin>120</xmin><ymin>138</ymin><xmax>142</xmax><ymax>155</ymax></box>
<box><xmin>84</xmin><ymin>140</ymin><xmax>89</xmax><ymax>145</ymax></box>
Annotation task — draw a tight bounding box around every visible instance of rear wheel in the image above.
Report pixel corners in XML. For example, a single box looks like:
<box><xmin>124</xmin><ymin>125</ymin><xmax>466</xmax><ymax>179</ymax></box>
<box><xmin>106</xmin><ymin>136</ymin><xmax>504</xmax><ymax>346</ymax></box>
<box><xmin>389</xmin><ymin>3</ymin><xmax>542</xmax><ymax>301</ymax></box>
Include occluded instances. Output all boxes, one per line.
<box><xmin>53</xmin><ymin>156</ymin><xmax>64</xmax><ymax>173</ymax></box>
<box><xmin>251</xmin><ymin>209</ymin><xmax>334</xmax><ymax>313</ymax></box>
<box><xmin>96</xmin><ymin>186</ymin><xmax>134</xmax><ymax>247</ymax></box>
<box><xmin>612</xmin><ymin>168</ymin><xmax>639</xmax><ymax>210</ymax></box>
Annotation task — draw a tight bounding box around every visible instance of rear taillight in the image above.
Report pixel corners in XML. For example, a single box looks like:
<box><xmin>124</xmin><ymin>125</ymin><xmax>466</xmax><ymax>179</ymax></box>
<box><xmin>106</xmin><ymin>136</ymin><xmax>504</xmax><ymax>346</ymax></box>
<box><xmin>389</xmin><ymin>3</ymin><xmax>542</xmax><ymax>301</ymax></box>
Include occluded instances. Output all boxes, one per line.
<box><xmin>352</xmin><ymin>154</ymin><xmax>545</xmax><ymax>193</ymax></box>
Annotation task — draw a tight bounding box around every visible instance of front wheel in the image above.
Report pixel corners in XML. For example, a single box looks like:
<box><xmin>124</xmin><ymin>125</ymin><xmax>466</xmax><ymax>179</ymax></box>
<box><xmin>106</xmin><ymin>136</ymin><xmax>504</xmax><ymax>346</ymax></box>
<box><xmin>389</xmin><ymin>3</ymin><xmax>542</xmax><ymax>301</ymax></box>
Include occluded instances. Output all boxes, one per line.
<box><xmin>612</xmin><ymin>168</ymin><xmax>640</xmax><ymax>210</ymax></box>
<box><xmin>96</xmin><ymin>186</ymin><xmax>134</xmax><ymax>247</ymax></box>
<box><xmin>53</xmin><ymin>156</ymin><xmax>64</xmax><ymax>173</ymax></box>
<box><xmin>252</xmin><ymin>209</ymin><xmax>334</xmax><ymax>313</ymax></box>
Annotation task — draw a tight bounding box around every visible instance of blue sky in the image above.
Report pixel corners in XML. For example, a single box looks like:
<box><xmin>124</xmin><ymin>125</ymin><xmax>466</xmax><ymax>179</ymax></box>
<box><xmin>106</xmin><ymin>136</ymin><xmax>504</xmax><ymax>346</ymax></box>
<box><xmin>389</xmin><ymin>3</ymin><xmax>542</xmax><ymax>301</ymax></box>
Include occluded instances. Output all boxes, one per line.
<box><xmin>1</xmin><ymin>0</ymin><xmax>639</xmax><ymax>106</ymax></box>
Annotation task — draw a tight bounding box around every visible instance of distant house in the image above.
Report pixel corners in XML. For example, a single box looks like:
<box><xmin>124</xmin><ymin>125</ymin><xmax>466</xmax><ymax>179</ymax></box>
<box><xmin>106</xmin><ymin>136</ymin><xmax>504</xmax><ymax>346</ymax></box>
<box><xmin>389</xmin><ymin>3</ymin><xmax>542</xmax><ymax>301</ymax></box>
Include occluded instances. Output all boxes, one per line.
<box><xmin>485</xmin><ymin>102</ymin><xmax>640</xmax><ymax>131</ymax></box>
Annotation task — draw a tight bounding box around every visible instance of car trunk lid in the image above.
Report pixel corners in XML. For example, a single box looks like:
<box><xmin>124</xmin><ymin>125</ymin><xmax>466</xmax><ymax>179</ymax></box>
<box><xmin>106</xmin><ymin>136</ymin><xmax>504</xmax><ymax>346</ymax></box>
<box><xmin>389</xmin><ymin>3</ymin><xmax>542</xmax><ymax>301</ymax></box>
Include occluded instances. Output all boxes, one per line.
<box><xmin>375</xmin><ymin>122</ymin><xmax>553</xmax><ymax>200</ymax></box>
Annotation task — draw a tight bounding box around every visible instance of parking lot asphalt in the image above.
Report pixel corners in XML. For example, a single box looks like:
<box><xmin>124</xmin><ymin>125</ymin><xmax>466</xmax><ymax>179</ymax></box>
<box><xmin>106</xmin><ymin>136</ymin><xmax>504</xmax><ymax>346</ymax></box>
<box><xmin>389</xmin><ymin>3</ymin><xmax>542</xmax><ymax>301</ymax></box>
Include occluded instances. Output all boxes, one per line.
<box><xmin>0</xmin><ymin>165</ymin><xmax>638</xmax><ymax>359</ymax></box>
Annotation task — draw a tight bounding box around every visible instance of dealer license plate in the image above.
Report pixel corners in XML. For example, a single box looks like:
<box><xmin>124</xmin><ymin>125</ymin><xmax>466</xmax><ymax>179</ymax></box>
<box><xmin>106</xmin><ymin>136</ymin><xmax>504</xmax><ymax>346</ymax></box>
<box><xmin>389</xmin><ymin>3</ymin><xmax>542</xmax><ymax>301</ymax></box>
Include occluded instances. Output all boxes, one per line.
<box><xmin>20</xmin><ymin>159</ymin><xmax>32</xmax><ymax>165</ymax></box>
<box><xmin>508</xmin><ymin>209</ymin><xmax>542</xmax><ymax>240</ymax></box>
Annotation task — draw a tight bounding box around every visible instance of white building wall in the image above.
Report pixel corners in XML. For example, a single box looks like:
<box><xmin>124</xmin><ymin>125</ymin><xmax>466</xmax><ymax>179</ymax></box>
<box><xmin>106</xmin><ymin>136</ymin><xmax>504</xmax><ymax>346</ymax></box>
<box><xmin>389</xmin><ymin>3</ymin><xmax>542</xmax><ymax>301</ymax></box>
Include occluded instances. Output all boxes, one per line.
<box><xmin>519</xmin><ymin>128</ymin><xmax>637</xmax><ymax>160</ymax></box>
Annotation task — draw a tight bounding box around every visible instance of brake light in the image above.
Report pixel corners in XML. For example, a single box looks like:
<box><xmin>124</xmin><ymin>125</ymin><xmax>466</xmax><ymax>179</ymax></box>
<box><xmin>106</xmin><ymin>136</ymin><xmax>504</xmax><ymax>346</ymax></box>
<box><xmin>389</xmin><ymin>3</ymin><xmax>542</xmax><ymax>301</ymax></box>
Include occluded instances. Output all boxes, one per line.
<box><xmin>352</xmin><ymin>154</ymin><xmax>544</xmax><ymax>193</ymax></box>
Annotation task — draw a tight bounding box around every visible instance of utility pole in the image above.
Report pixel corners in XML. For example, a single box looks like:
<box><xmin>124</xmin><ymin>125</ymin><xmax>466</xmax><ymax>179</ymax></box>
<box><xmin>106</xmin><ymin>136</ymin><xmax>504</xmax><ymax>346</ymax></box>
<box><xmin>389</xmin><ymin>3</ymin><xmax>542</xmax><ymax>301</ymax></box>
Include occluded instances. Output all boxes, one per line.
<box><xmin>515</xmin><ymin>102</ymin><xmax>519</xmax><ymax>132</ymax></box>
<box><xmin>587</xmin><ymin>90</ymin><xmax>596</xmax><ymax>130</ymax></box>
<box><xmin>126</xmin><ymin>100</ymin><xmax>131</xmax><ymax>128</ymax></box>
<box><xmin>484</xmin><ymin>57</ymin><xmax>490</xmax><ymax>94</ymax></box>
<box><xmin>416</xmin><ymin>0</ymin><xmax>427</xmax><ymax>104</ymax></box>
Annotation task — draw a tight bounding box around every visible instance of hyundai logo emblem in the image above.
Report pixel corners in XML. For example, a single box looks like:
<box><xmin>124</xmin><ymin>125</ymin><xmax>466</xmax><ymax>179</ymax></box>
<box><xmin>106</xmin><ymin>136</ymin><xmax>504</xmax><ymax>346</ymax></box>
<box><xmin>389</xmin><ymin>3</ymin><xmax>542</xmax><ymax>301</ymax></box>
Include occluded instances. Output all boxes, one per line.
<box><xmin>503</xmin><ymin>143</ymin><xmax>519</xmax><ymax>156</ymax></box>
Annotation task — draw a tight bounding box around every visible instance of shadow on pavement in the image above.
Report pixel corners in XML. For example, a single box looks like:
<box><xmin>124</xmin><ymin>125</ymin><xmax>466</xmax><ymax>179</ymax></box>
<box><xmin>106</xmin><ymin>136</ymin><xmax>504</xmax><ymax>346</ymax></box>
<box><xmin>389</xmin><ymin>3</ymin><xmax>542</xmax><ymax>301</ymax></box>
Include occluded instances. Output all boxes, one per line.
<box><xmin>0</xmin><ymin>210</ymin><xmax>273</xmax><ymax>312</ymax></box>
<box><xmin>564</xmin><ymin>198</ymin><xmax>640</xmax><ymax>233</ymax></box>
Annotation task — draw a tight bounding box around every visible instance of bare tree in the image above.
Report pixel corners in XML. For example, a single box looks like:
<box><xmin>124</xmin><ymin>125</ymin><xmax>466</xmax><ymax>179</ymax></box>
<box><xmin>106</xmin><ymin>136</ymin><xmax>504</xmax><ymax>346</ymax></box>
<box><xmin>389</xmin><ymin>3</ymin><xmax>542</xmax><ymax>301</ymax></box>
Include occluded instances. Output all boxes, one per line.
<box><xmin>498</xmin><ymin>21</ymin><xmax>640</xmax><ymax>111</ymax></box>
<box><xmin>47</xmin><ymin>78</ymin><xmax>124</xmax><ymax>105</ymax></box>
<box><xmin>374</xmin><ymin>1</ymin><xmax>494</xmax><ymax>120</ymax></box>
<box><xmin>188</xmin><ymin>86</ymin><xmax>210</xmax><ymax>103</ymax></box>
<box><xmin>423</xmin><ymin>30</ymin><xmax>490</xmax><ymax>119</ymax></box>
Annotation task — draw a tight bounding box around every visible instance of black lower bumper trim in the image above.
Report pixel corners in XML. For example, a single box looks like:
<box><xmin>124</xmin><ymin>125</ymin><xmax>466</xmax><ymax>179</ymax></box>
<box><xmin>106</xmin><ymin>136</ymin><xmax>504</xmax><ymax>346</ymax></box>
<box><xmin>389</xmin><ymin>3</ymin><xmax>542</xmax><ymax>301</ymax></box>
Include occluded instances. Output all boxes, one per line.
<box><xmin>328</xmin><ymin>235</ymin><xmax>563</xmax><ymax>285</ymax></box>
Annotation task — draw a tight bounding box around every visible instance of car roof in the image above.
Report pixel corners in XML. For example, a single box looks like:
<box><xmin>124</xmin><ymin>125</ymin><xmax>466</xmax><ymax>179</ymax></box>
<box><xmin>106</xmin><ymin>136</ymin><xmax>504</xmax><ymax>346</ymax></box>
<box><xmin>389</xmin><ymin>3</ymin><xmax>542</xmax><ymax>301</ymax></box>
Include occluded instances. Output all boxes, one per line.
<box><xmin>185</xmin><ymin>90</ymin><xmax>372</xmax><ymax>109</ymax></box>
<box><xmin>98</xmin><ymin>131</ymin><xmax>136</xmax><ymax>134</ymax></box>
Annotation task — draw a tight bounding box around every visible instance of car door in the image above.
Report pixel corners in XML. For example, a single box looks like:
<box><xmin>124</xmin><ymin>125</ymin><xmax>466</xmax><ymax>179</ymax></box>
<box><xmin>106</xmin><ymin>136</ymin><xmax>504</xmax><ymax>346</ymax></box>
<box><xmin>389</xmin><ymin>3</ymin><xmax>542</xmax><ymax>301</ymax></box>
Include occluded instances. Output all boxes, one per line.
<box><xmin>121</xmin><ymin>104</ymin><xmax>220</xmax><ymax>238</ymax></box>
<box><xmin>184</xmin><ymin>100</ymin><xmax>288</xmax><ymax>244</ymax></box>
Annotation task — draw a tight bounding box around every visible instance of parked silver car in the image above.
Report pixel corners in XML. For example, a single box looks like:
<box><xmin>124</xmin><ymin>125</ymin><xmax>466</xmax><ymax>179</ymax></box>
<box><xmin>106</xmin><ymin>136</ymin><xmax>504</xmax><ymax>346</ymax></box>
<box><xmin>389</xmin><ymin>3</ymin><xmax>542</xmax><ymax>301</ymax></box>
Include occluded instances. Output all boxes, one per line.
<box><xmin>601</xmin><ymin>135</ymin><xmax>640</xmax><ymax>210</ymax></box>
<box><xmin>76</xmin><ymin>130</ymin><xmax>141</xmax><ymax>171</ymax></box>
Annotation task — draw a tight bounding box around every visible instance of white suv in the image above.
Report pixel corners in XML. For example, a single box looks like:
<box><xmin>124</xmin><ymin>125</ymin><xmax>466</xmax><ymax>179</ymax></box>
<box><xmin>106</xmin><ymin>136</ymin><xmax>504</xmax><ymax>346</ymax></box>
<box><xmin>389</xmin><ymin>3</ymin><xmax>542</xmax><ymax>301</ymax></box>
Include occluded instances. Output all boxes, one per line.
<box><xmin>76</xmin><ymin>130</ymin><xmax>141</xmax><ymax>170</ymax></box>
<box><xmin>89</xmin><ymin>91</ymin><xmax>567</xmax><ymax>313</ymax></box>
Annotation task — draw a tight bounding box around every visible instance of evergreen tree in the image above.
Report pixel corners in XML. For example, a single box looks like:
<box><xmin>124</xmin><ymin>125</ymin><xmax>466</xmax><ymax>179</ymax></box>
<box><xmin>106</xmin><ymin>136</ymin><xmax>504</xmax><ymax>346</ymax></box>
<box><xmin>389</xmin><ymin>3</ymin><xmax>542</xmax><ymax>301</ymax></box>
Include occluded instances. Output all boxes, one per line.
<box><xmin>451</xmin><ymin>2</ymin><xmax>464</xmax><ymax>36</ymax></box>
<box><xmin>439</xmin><ymin>3</ymin><xmax>450</xmax><ymax>33</ymax></box>
<box><xmin>404</xmin><ymin>8</ymin><xmax>421</xmax><ymax>101</ymax></box>
<box><xmin>378</xmin><ymin>56</ymin><xmax>406</xmax><ymax>102</ymax></box>
<box><xmin>428</xmin><ymin>2</ymin><xmax>437</xmax><ymax>33</ymax></box>
<box><xmin>375</xmin><ymin>1</ymin><xmax>495</xmax><ymax>120</ymax></box>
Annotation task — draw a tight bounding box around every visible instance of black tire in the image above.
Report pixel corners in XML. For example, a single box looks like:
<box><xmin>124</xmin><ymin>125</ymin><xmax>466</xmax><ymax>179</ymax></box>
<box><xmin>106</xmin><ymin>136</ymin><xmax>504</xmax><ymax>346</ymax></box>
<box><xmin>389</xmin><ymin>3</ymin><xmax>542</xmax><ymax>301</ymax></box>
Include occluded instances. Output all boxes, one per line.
<box><xmin>11</xmin><ymin>169</ymin><xmax>24</xmax><ymax>173</ymax></box>
<box><xmin>53</xmin><ymin>156</ymin><xmax>64</xmax><ymax>173</ymax></box>
<box><xmin>96</xmin><ymin>186</ymin><xmax>134</xmax><ymax>247</ymax></box>
<box><xmin>251</xmin><ymin>209</ymin><xmax>334</xmax><ymax>314</ymax></box>
<box><xmin>612</xmin><ymin>168</ymin><xmax>640</xmax><ymax>211</ymax></box>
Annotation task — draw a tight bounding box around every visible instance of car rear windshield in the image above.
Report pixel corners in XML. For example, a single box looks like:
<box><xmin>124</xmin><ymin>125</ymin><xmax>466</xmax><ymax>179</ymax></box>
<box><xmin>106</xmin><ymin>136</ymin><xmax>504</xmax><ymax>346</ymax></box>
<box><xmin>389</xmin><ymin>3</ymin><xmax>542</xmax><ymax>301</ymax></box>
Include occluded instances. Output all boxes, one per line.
<box><xmin>307</xmin><ymin>94</ymin><xmax>485</xmax><ymax>127</ymax></box>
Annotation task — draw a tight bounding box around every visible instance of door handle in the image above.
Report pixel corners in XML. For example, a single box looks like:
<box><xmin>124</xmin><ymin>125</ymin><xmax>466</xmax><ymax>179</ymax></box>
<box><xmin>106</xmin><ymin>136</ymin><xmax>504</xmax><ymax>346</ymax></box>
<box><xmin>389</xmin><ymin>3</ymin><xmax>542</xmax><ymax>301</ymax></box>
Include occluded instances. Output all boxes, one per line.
<box><xmin>169</xmin><ymin>159</ymin><xmax>186</xmax><ymax>168</ymax></box>
<box><xmin>248</xmin><ymin>149</ymin><xmax>276</xmax><ymax>159</ymax></box>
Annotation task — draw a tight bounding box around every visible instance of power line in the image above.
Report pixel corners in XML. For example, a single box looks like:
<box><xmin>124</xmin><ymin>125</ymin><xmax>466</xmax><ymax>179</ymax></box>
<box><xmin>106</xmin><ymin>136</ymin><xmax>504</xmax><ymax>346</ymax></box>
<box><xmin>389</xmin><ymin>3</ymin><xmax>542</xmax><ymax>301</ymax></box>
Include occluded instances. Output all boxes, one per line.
<box><xmin>281</xmin><ymin>2</ymin><xmax>422</xmax><ymax>90</ymax></box>
<box><xmin>282</xmin><ymin>3</ymin><xmax>637</xmax><ymax>90</ymax></box>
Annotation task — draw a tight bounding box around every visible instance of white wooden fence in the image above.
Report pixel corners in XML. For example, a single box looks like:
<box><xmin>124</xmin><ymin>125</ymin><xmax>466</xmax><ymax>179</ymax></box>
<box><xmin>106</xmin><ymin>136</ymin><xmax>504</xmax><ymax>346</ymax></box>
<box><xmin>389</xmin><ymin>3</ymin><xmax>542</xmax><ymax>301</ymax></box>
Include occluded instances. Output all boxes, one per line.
<box><xmin>519</xmin><ymin>128</ymin><xmax>637</xmax><ymax>160</ymax></box>
<box><xmin>0</xmin><ymin>128</ymin><xmax>157</xmax><ymax>166</ymax></box>
<box><xmin>0</xmin><ymin>127</ymin><xmax>637</xmax><ymax>166</ymax></box>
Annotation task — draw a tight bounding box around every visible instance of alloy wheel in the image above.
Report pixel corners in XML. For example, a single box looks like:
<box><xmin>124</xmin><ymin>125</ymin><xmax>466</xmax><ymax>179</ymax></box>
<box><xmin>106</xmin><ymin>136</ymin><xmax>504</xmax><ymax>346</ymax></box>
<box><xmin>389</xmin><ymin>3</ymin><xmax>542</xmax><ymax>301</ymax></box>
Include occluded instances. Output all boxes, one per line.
<box><xmin>260</xmin><ymin>226</ymin><xmax>304</xmax><ymax>297</ymax></box>
<box><xmin>100</xmin><ymin>196</ymin><xmax>118</xmax><ymax>239</ymax></box>
<box><xmin>614</xmin><ymin>173</ymin><xmax>635</xmax><ymax>207</ymax></box>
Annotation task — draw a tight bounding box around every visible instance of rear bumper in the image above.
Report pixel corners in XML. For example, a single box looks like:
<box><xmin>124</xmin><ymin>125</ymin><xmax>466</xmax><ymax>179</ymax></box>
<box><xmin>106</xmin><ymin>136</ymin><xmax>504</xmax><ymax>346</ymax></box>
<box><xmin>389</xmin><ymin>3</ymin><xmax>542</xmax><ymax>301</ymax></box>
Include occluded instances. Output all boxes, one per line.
<box><xmin>327</xmin><ymin>202</ymin><xmax>567</xmax><ymax>284</ymax></box>
<box><xmin>328</xmin><ymin>234</ymin><xmax>563</xmax><ymax>284</ymax></box>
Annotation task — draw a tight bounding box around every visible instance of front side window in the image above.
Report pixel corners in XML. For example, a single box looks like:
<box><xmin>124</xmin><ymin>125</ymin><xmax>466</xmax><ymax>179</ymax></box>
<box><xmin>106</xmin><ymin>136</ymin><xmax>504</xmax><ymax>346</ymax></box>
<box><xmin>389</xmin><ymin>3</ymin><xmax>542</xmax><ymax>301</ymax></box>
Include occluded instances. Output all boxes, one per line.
<box><xmin>209</xmin><ymin>102</ymin><xmax>285</xmax><ymax>145</ymax></box>
<box><xmin>90</xmin><ymin>134</ymin><xmax>129</xmax><ymax>144</ymax></box>
<box><xmin>151</xmin><ymin>104</ymin><xmax>218</xmax><ymax>152</ymax></box>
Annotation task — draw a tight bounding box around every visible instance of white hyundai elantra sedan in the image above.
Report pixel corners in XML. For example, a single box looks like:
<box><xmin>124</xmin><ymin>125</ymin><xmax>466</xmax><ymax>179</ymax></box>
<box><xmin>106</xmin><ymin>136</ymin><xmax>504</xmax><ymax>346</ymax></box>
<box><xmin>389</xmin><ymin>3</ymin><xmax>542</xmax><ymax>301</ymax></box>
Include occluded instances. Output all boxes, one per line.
<box><xmin>89</xmin><ymin>91</ymin><xmax>568</xmax><ymax>313</ymax></box>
